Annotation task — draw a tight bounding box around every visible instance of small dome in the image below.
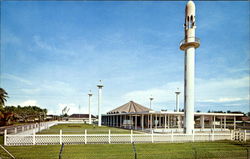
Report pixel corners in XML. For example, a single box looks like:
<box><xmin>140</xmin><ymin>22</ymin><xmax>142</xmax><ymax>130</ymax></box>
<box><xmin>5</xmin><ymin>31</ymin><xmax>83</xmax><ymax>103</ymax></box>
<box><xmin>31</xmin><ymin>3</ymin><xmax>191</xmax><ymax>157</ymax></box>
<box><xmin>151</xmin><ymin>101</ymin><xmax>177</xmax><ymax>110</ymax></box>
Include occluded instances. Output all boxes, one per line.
<box><xmin>185</xmin><ymin>0</ymin><xmax>195</xmax><ymax>16</ymax></box>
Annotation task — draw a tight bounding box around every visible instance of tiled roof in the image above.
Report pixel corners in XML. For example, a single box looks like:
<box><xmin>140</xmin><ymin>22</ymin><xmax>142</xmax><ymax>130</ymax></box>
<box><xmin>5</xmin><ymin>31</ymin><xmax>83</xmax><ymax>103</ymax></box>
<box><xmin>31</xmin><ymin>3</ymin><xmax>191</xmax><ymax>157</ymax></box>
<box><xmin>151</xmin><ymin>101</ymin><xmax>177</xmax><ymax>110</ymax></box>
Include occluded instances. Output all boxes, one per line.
<box><xmin>107</xmin><ymin>101</ymin><xmax>152</xmax><ymax>114</ymax></box>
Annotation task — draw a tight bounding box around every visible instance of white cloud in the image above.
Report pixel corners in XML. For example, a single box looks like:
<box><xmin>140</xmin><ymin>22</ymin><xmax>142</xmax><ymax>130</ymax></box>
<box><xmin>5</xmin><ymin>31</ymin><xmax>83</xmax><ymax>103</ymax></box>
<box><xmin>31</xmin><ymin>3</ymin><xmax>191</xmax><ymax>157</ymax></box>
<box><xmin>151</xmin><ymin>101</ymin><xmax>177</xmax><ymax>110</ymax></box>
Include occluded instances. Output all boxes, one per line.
<box><xmin>3</xmin><ymin>73</ymin><xmax>32</xmax><ymax>85</ymax></box>
<box><xmin>122</xmin><ymin>81</ymin><xmax>183</xmax><ymax>108</ymax></box>
<box><xmin>197</xmin><ymin>76</ymin><xmax>249</xmax><ymax>103</ymax></box>
<box><xmin>20</xmin><ymin>100</ymin><xmax>39</xmax><ymax>106</ymax></box>
<box><xmin>200</xmin><ymin>97</ymin><xmax>249</xmax><ymax>103</ymax></box>
<box><xmin>122</xmin><ymin>76</ymin><xmax>249</xmax><ymax>109</ymax></box>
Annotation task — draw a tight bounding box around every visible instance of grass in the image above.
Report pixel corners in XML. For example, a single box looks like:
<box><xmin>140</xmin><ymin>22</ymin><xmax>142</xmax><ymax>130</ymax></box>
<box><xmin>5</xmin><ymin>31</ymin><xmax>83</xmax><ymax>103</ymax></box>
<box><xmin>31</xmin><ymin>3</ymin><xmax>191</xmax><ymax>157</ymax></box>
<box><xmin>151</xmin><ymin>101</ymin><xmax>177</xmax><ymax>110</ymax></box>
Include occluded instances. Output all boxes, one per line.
<box><xmin>0</xmin><ymin>141</ymin><xmax>249</xmax><ymax>159</ymax></box>
<box><xmin>1</xmin><ymin>124</ymin><xmax>249</xmax><ymax>159</ymax></box>
<box><xmin>37</xmin><ymin>124</ymin><xmax>140</xmax><ymax>134</ymax></box>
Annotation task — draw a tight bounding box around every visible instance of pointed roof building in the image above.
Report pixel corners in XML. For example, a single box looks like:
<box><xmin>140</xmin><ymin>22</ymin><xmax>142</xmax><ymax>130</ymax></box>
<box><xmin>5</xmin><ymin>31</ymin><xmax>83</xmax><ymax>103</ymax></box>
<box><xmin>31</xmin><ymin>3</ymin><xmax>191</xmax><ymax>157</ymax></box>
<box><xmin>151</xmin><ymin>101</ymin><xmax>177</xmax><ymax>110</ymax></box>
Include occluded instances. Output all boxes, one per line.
<box><xmin>107</xmin><ymin>101</ymin><xmax>152</xmax><ymax>114</ymax></box>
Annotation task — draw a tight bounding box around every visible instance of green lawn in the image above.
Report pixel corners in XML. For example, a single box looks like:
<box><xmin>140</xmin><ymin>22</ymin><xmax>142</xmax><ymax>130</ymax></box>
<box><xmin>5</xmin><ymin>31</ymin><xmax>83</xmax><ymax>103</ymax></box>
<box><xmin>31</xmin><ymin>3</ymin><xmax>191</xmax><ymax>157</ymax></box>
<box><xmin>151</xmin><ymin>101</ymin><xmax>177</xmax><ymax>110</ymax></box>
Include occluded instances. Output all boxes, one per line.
<box><xmin>0</xmin><ymin>141</ymin><xmax>249</xmax><ymax>159</ymax></box>
<box><xmin>1</xmin><ymin>124</ymin><xmax>249</xmax><ymax>159</ymax></box>
<box><xmin>38</xmin><ymin>124</ymin><xmax>140</xmax><ymax>134</ymax></box>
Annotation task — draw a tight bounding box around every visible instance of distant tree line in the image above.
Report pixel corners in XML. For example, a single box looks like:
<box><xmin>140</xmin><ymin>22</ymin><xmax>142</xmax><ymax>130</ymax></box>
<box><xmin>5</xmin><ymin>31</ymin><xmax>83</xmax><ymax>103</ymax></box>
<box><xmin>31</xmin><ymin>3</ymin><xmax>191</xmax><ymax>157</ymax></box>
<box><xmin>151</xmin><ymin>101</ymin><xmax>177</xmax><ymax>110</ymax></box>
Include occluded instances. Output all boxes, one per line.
<box><xmin>0</xmin><ymin>88</ymin><xmax>47</xmax><ymax>126</ymax></box>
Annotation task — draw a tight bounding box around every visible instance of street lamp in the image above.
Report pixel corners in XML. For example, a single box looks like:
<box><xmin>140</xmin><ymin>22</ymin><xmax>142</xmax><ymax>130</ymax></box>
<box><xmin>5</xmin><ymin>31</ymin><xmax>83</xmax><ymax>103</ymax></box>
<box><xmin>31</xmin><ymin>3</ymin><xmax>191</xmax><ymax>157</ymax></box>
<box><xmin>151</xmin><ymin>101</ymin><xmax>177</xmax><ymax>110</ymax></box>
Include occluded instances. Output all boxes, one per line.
<box><xmin>149</xmin><ymin>95</ymin><xmax>154</xmax><ymax>109</ymax></box>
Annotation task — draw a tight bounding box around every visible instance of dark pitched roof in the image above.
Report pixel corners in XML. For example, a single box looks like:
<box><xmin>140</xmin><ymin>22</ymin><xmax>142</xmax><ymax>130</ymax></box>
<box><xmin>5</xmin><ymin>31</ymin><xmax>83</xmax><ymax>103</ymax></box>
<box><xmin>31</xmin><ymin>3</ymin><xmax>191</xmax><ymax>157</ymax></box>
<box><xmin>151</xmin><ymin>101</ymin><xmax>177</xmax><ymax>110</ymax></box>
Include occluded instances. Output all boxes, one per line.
<box><xmin>69</xmin><ymin>114</ymin><xmax>96</xmax><ymax>118</ymax></box>
<box><xmin>107</xmin><ymin>101</ymin><xmax>153</xmax><ymax>114</ymax></box>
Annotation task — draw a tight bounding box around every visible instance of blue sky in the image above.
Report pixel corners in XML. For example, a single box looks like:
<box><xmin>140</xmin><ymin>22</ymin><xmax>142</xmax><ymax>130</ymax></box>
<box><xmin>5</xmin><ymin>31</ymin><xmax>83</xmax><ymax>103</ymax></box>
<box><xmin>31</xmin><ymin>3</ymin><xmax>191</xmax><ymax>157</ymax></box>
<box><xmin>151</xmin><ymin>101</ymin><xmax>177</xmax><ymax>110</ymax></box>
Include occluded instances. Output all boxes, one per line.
<box><xmin>1</xmin><ymin>1</ymin><xmax>249</xmax><ymax>115</ymax></box>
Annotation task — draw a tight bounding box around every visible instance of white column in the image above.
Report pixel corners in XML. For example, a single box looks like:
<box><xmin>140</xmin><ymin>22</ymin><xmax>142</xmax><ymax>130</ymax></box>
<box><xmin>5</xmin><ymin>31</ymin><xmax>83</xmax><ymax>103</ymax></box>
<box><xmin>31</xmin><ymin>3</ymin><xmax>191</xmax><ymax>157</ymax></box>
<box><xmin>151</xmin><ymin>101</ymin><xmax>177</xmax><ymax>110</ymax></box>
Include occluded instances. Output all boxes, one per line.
<box><xmin>159</xmin><ymin>115</ymin><xmax>161</xmax><ymax>127</ymax></box>
<box><xmin>155</xmin><ymin>114</ymin><xmax>157</xmax><ymax>129</ymax></box>
<box><xmin>200</xmin><ymin>115</ymin><xmax>204</xmax><ymax>129</ymax></box>
<box><xmin>167</xmin><ymin>115</ymin><xmax>170</xmax><ymax>128</ymax></box>
<box><xmin>213</xmin><ymin>116</ymin><xmax>216</xmax><ymax>130</ymax></box>
<box><xmin>184</xmin><ymin>47</ymin><xmax>195</xmax><ymax>134</ymax></box>
<box><xmin>111</xmin><ymin>116</ymin><xmax>113</xmax><ymax>126</ymax></box>
<box><xmin>107</xmin><ymin>116</ymin><xmax>109</xmax><ymax>126</ymax></box>
<box><xmin>97</xmin><ymin>81</ymin><xmax>103</xmax><ymax>127</ymax></box>
<box><xmin>129</xmin><ymin>115</ymin><xmax>133</xmax><ymax>129</ymax></box>
<box><xmin>164</xmin><ymin>114</ymin><xmax>167</xmax><ymax>129</ymax></box>
<box><xmin>141</xmin><ymin>114</ymin><xmax>144</xmax><ymax>130</ymax></box>
<box><xmin>220</xmin><ymin>117</ymin><xmax>222</xmax><ymax>129</ymax></box>
<box><xmin>224</xmin><ymin>116</ymin><xmax>226</xmax><ymax>129</ymax></box>
<box><xmin>135</xmin><ymin>115</ymin><xmax>137</xmax><ymax>130</ymax></box>
<box><xmin>147</xmin><ymin>115</ymin><xmax>150</xmax><ymax>128</ymax></box>
<box><xmin>116</xmin><ymin>115</ymin><xmax>118</xmax><ymax>127</ymax></box>
<box><xmin>150</xmin><ymin>114</ymin><xmax>153</xmax><ymax>131</ymax></box>
<box><xmin>233</xmin><ymin>116</ymin><xmax>236</xmax><ymax>130</ymax></box>
<box><xmin>178</xmin><ymin>115</ymin><xmax>181</xmax><ymax>129</ymax></box>
<box><xmin>120</xmin><ymin>115</ymin><xmax>122</xmax><ymax>127</ymax></box>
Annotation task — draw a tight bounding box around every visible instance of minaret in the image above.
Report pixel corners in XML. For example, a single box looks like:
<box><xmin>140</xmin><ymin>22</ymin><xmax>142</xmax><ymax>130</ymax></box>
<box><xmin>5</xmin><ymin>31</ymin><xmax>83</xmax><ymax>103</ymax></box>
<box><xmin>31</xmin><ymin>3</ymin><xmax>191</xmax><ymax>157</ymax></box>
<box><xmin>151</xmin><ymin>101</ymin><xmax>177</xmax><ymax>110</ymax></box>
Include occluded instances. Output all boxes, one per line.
<box><xmin>88</xmin><ymin>90</ymin><xmax>93</xmax><ymax>124</ymax></box>
<box><xmin>97</xmin><ymin>80</ymin><xmax>104</xmax><ymax>127</ymax></box>
<box><xmin>180</xmin><ymin>0</ymin><xmax>200</xmax><ymax>134</ymax></box>
<box><xmin>175</xmin><ymin>88</ymin><xmax>181</xmax><ymax>112</ymax></box>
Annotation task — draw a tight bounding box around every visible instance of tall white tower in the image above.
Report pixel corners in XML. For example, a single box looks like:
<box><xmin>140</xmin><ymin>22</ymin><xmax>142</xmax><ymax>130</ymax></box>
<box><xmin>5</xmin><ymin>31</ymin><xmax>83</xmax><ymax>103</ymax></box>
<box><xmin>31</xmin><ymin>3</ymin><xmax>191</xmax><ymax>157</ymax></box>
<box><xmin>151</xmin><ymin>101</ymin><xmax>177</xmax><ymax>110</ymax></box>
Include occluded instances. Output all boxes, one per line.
<box><xmin>180</xmin><ymin>0</ymin><xmax>200</xmax><ymax>134</ymax></box>
<box><xmin>88</xmin><ymin>90</ymin><xmax>93</xmax><ymax>124</ymax></box>
<box><xmin>97</xmin><ymin>80</ymin><xmax>104</xmax><ymax>127</ymax></box>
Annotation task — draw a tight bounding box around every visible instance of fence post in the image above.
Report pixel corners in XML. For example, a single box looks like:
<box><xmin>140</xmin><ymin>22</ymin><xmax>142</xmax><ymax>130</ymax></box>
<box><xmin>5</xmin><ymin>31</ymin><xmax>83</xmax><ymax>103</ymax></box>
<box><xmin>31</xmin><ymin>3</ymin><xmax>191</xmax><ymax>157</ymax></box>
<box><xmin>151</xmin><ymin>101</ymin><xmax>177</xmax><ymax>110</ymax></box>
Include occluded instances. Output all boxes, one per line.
<box><xmin>33</xmin><ymin>129</ymin><xmax>36</xmax><ymax>145</ymax></box>
<box><xmin>85</xmin><ymin>129</ymin><xmax>87</xmax><ymax>144</ymax></box>
<box><xmin>151</xmin><ymin>130</ymin><xmax>154</xmax><ymax>143</ymax></box>
<box><xmin>192</xmin><ymin>130</ymin><xmax>195</xmax><ymax>142</ymax></box>
<box><xmin>108</xmin><ymin>129</ymin><xmax>111</xmax><ymax>144</ymax></box>
<box><xmin>60</xmin><ymin>129</ymin><xmax>62</xmax><ymax>145</ymax></box>
<box><xmin>230</xmin><ymin>130</ymin><xmax>234</xmax><ymax>141</ymax></box>
<box><xmin>22</xmin><ymin>126</ymin><xmax>24</xmax><ymax>132</ymax></box>
<box><xmin>130</xmin><ymin>130</ymin><xmax>133</xmax><ymax>143</ymax></box>
<box><xmin>14</xmin><ymin>128</ymin><xmax>17</xmax><ymax>134</ymax></box>
<box><xmin>244</xmin><ymin>130</ymin><xmax>246</xmax><ymax>142</ymax></box>
<box><xmin>171</xmin><ymin>130</ymin><xmax>174</xmax><ymax>142</ymax></box>
<box><xmin>4</xmin><ymin>129</ymin><xmax>7</xmax><ymax>146</ymax></box>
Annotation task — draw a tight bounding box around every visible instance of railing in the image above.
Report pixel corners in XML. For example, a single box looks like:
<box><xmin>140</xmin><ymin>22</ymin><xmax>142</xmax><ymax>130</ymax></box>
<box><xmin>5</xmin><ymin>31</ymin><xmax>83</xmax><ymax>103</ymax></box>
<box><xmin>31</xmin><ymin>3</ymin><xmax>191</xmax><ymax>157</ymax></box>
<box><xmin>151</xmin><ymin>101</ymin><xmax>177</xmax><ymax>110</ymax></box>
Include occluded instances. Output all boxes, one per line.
<box><xmin>4</xmin><ymin>130</ymin><xmax>236</xmax><ymax>146</ymax></box>
<box><xmin>180</xmin><ymin>37</ymin><xmax>200</xmax><ymax>50</ymax></box>
<box><xmin>0</xmin><ymin>121</ymin><xmax>57</xmax><ymax>135</ymax></box>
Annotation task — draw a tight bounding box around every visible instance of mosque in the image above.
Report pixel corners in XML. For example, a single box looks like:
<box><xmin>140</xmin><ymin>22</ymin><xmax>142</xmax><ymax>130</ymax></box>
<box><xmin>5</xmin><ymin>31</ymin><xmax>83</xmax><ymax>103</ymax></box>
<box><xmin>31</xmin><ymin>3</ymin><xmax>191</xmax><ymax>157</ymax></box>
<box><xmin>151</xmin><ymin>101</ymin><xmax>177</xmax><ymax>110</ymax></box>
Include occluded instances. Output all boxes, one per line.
<box><xmin>99</xmin><ymin>1</ymin><xmax>244</xmax><ymax>134</ymax></box>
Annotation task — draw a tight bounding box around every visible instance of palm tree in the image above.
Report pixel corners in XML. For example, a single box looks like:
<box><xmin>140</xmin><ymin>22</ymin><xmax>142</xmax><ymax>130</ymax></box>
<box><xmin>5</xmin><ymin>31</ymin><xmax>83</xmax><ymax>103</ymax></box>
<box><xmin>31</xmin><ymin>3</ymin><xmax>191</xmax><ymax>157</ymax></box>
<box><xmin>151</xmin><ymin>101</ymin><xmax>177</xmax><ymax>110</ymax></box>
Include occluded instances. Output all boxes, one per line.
<box><xmin>0</xmin><ymin>88</ymin><xmax>9</xmax><ymax>125</ymax></box>
<box><xmin>0</xmin><ymin>88</ymin><xmax>8</xmax><ymax>108</ymax></box>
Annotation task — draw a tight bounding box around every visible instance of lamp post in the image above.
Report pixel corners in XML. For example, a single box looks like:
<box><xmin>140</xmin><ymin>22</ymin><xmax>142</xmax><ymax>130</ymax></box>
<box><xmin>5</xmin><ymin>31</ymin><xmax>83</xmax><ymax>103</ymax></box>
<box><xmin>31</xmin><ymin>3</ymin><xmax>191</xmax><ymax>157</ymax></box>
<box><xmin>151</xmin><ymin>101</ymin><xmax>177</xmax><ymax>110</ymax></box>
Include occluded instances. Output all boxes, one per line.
<box><xmin>88</xmin><ymin>90</ymin><xmax>93</xmax><ymax>124</ymax></box>
<box><xmin>149</xmin><ymin>95</ymin><xmax>154</xmax><ymax>109</ymax></box>
<box><xmin>97</xmin><ymin>80</ymin><xmax>104</xmax><ymax>127</ymax></box>
<box><xmin>175</xmin><ymin>89</ymin><xmax>181</xmax><ymax>128</ymax></box>
<box><xmin>175</xmin><ymin>89</ymin><xmax>181</xmax><ymax>112</ymax></box>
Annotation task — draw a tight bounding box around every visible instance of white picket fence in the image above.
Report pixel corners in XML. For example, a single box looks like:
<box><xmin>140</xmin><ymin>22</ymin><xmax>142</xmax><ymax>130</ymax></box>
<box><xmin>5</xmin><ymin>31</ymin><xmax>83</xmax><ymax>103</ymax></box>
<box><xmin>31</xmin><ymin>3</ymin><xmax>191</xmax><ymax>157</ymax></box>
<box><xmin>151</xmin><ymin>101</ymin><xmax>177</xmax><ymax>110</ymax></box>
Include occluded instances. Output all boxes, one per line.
<box><xmin>5</xmin><ymin>130</ymin><xmax>248</xmax><ymax>146</ymax></box>
<box><xmin>0</xmin><ymin>121</ymin><xmax>57</xmax><ymax>135</ymax></box>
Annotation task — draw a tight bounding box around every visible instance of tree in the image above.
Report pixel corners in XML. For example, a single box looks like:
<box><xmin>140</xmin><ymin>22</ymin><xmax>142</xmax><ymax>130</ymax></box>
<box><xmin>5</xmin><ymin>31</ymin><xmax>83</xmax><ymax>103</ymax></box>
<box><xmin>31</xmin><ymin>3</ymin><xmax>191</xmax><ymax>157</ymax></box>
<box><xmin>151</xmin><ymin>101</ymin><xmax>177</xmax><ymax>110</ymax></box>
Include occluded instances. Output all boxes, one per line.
<box><xmin>0</xmin><ymin>88</ymin><xmax>8</xmax><ymax>109</ymax></box>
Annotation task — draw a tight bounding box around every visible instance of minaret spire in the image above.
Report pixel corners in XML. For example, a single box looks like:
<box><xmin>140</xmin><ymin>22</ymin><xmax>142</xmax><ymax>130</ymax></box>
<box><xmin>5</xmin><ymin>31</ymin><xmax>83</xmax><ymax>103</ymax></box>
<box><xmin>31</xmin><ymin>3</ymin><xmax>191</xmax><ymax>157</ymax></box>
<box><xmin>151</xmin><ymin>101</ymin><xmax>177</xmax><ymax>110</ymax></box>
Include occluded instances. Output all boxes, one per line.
<box><xmin>180</xmin><ymin>0</ymin><xmax>200</xmax><ymax>134</ymax></box>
